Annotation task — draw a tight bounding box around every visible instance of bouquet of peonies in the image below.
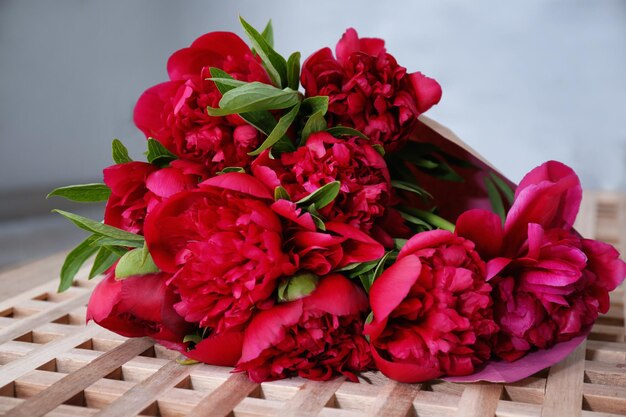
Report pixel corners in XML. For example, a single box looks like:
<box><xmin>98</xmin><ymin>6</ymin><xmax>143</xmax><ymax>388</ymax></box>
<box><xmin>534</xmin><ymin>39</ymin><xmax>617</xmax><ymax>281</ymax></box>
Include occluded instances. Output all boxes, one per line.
<box><xmin>50</xmin><ymin>18</ymin><xmax>625</xmax><ymax>384</ymax></box>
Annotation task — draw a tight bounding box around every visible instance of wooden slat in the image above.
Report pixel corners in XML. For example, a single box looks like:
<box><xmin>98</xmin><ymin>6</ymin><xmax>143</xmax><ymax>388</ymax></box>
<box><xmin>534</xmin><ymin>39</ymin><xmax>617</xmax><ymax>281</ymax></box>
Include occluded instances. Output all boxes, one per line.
<box><xmin>0</xmin><ymin>322</ymin><xmax>99</xmax><ymax>387</ymax></box>
<box><xmin>186</xmin><ymin>372</ymin><xmax>258</xmax><ymax>417</ymax></box>
<box><xmin>366</xmin><ymin>380</ymin><xmax>421</xmax><ymax>417</ymax></box>
<box><xmin>95</xmin><ymin>359</ymin><xmax>192</xmax><ymax>417</ymax></box>
<box><xmin>455</xmin><ymin>383</ymin><xmax>503</xmax><ymax>417</ymax></box>
<box><xmin>281</xmin><ymin>377</ymin><xmax>345</xmax><ymax>417</ymax></box>
<box><xmin>541</xmin><ymin>340</ymin><xmax>587</xmax><ymax>417</ymax></box>
<box><xmin>3</xmin><ymin>337</ymin><xmax>154</xmax><ymax>417</ymax></box>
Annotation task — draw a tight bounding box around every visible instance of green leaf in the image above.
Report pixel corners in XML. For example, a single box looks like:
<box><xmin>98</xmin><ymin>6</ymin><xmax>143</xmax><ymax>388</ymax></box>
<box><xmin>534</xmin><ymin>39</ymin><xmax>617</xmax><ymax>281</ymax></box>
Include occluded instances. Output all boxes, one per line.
<box><xmin>239</xmin><ymin>16</ymin><xmax>288</xmax><ymax>87</ymax></box>
<box><xmin>274</xmin><ymin>186</ymin><xmax>291</xmax><ymax>201</ymax></box>
<box><xmin>58</xmin><ymin>235</ymin><xmax>100</xmax><ymax>292</ymax></box>
<box><xmin>207</xmin><ymin>83</ymin><xmax>299</xmax><ymax>116</ymax></box>
<box><xmin>146</xmin><ymin>138</ymin><xmax>177</xmax><ymax>166</ymax></box>
<box><xmin>326</xmin><ymin>126</ymin><xmax>369</xmax><ymax>141</ymax></box>
<box><xmin>112</xmin><ymin>139</ymin><xmax>132</xmax><ymax>164</ymax></box>
<box><xmin>53</xmin><ymin>210</ymin><xmax>145</xmax><ymax>243</ymax></box>
<box><xmin>90</xmin><ymin>236</ymin><xmax>144</xmax><ymax>249</ymax></box>
<box><xmin>390</xmin><ymin>180</ymin><xmax>433</xmax><ymax>200</ymax></box>
<box><xmin>295</xmin><ymin>181</ymin><xmax>341</xmax><ymax>210</ymax></box>
<box><xmin>399</xmin><ymin>211</ymin><xmax>433</xmax><ymax>229</ymax></box>
<box><xmin>89</xmin><ymin>247</ymin><xmax>122</xmax><ymax>279</ymax></box>
<box><xmin>372</xmin><ymin>144</ymin><xmax>385</xmax><ymax>156</ymax></box>
<box><xmin>277</xmin><ymin>273</ymin><xmax>319</xmax><ymax>302</ymax></box>
<box><xmin>489</xmin><ymin>172</ymin><xmax>515</xmax><ymax>205</ymax></box>
<box><xmin>47</xmin><ymin>183</ymin><xmax>111</xmax><ymax>203</ymax></box>
<box><xmin>484</xmin><ymin>176</ymin><xmax>506</xmax><ymax>224</ymax></box>
<box><xmin>394</xmin><ymin>239</ymin><xmax>408</xmax><ymax>250</ymax></box>
<box><xmin>342</xmin><ymin>260</ymin><xmax>378</xmax><ymax>277</ymax></box>
<box><xmin>177</xmin><ymin>358</ymin><xmax>200</xmax><ymax>365</ymax></box>
<box><xmin>286</xmin><ymin>52</ymin><xmax>301</xmax><ymax>91</ymax></box>
<box><xmin>302</xmin><ymin>96</ymin><xmax>328</xmax><ymax>116</ymax></box>
<box><xmin>261</xmin><ymin>19</ymin><xmax>274</xmax><ymax>48</ymax></box>
<box><xmin>205</xmin><ymin>76</ymin><xmax>248</xmax><ymax>90</ymax></box>
<box><xmin>183</xmin><ymin>334</ymin><xmax>203</xmax><ymax>344</ymax></box>
<box><xmin>309</xmin><ymin>212</ymin><xmax>326</xmax><ymax>231</ymax></box>
<box><xmin>301</xmin><ymin>111</ymin><xmax>327</xmax><ymax>142</ymax></box>
<box><xmin>398</xmin><ymin>206</ymin><xmax>455</xmax><ymax>232</ymax></box>
<box><xmin>217</xmin><ymin>167</ymin><xmax>246</xmax><ymax>174</ymax></box>
<box><xmin>115</xmin><ymin>247</ymin><xmax>159</xmax><ymax>279</ymax></box>
<box><xmin>248</xmin><ymin>103</ymin><xmax>300</xmax><ymax>156</ymax></box>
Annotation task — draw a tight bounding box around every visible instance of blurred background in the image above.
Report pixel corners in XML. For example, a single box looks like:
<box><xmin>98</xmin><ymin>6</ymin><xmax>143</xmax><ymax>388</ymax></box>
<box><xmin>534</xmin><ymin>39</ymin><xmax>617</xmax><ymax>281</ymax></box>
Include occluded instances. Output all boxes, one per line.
<box><xmin>0</xmin><ymin>0</ymin><xmax>625</xmax><ymax>270</ymax></box>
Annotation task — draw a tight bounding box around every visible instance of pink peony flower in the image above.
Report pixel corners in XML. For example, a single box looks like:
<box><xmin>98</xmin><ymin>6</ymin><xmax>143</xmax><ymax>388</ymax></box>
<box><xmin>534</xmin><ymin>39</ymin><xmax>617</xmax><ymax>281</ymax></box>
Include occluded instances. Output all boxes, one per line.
<box><xmin>252</xmin><ymin>131</ymin><xmax>391</xmax><ymax>233</ymax></box>
<box><xmin>133</xmin><ymin>32</ymin><xmax>271</xmax><ymax>178</ymax></box>
<box><xmin>456</xmin><ymin>161</ymin><xmax>626</xmax><ymax>360</ymax></box>
<box><xmin>236</xmin><ymin>274</ymin><xmax>373</xmax><ymax>382</ymax></box>
<box><xmin>365</xmin><ymin>230</ymin><xmax>498</xmax><ymax>382</ymax></box>
<box><xmin>301</xmin><ymin>28</ymin><xmax>441</xmax><ymax>152</ymax></box>
<box><xmin>144</xmin><ymin>173</ymin><xmax>295</xmax><ymax>333</ymax></box>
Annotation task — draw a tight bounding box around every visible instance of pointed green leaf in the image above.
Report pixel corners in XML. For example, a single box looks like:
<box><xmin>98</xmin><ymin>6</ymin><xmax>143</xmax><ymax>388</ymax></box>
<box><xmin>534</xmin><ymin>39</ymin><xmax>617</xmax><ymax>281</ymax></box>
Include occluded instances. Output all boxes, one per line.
<box><xmin>239</xmin><ymin>16</ymin><xmax>288</xmax><ymax>87</ymax></box>
<box><xmin>217</xmin><ymin>167</ymin><xmax>246</xmax><ymax>174</ymax></box>
<box><xmin>301</xmin><ymin>111</ymin><xmax>327</xmax><ymax>142</ymax></box>
<box><xmin>286</xmin><ymin>51</ymin><xmax>301</xmax><ymax>91</ymax></box>
<box><xmin>207</xmin><ymin>83</ymin><xmax>299</xmax><ymax>116</ymax></box>
<box><xmin>372</xmin><ymin>144</ymin><xmax>385</xmax><ymax>156</ymax></box>
<box><xmin>205</xmin><ymin>77</ymin><xmax>248</xmax><ymax>89</ymax></box>
<box><xmin>302</xmin><ymin>96</ymin><xmax>328</xmax><ymax>116</ymax></box>
<box><xmin>295</xmin><ymin>181</ymin><xmax>340</xmax><ymax>209</ymax></box>
<box><xmin>115</xmin><ymin>247</ymin><xmax>159</xmax><ymax>279</ymax></box>
<box><xmin>484</xmin><ymin>176</ymin><xmax>506</xmax><ymax>223</ymax></box>
<box><xmin>53</xmin><ymin>210</ymin><xmax>145</xmax><ymax>243</ymax></box>
<box><xmin>89</xmin><ymin>247</ymin><xmax>122</xmax><ymax>279</ymax></box>
<box><xmin>398</xmin><ymin>206</ymin><xmax>455</xmax><ymax>231</ymax></box>
<box><xmin>47</xmin><ymin>183</ymin><xmax>111</xmax><ymax>203</ymax></box>
<box><xmin>390</xmin><ymin>180</ymin><xmax>433</xmax><ymax>199</ymax></box>
<box><xmin>248</xmin><ymin>103</ymin><xmax>300</xmax><ymax>156</ymax></box>
<box><xmin>146</xmin><ymin>138</ymin><xmax>177</xmax><ymax>167</ymax></box>
<box><xmin>489</xmin><ymin>171</ymin><xmax>515</xmax><ymax>205</ymax></box>
<box><xmin>326</xmin><ymin>126</ymin><xmax>369</xmax><ymax>140</ymax></box>
<box><xmin>274</xmin><ymin>186</ymin><xmax>291</xmax><ymax>201</ymax></box>
<box><xmin>59</xmin><ymin>235</ymin><xmax>100</xmax><ymax>292</ymax></box>
<box><xmin>90</xmin><ymin>236</ymin><xmax>144</xmax><ymax>249</ymax></box>
<box><xmin>112</xmin><ymin>139</ymin><xmax>132</xmax><ymax>164</ymax></box>
<box><xmin>261</xmin><ymin>19</ymin><xmax>274</xmax><ymax>47</ymax></box>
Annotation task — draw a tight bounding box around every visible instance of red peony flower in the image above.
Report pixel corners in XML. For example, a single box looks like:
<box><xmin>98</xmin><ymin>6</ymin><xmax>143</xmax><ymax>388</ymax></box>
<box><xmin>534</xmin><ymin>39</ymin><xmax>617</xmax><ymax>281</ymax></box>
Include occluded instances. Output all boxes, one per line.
<box><xmin>236</xmin><ymin>274</ymin><xmax>373</xmax><ymax>382</ymax></box>
<box><xmin>252</xmin><ymin>131</ymin><xmax>391</xmax><ymax>233</ymax></box>
<box><xmin>301</xmin><ymin>28</ymin><xmax>442</xmax><ymax>152</ymax></box>
<box><xmin>144</xmin><ymin>173</ymin><xmax>295</xmax><ymax>333</ymax></box>
<box><xmin>456</xmin><ymin>161</ymin><xmax>626</xmax><ymax>361</ymax></box>
<box><xmin>365</xmin><ymin>230</ymin><xmax>498</xmax><ymax>383</ymax></box>
<box><xmin>291</xmin><ymin>222</ymin><xmax>385</xmax><ymax>276</ymax></box>
<box><xmin>133</xmin><ymin>32</ymin><xmax>271</xmax><ymax>178</ymax></box>
<box><xmin>86</xmin><ymin>269</ymin><xmax>192</xmax><ymax>350</ymax></box>
<box><xmin>103</xmin><ymin>162</ymin><xmax>197</xmax><ymax>234</ymax></box>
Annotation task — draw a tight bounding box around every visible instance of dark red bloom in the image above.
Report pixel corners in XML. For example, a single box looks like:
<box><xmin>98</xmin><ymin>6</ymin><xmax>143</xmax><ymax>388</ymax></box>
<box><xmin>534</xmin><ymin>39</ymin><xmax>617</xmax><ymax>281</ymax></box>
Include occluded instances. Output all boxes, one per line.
<box><xmin>365</xmin><ymin>230</ymin><xmax>498</xmax><ymax>382</ymax></box>
<box><xmin>456</xmin><ymin>161</ymin><xmax>626</xmax><ymax>361</ymax></box>
<box><xmin>252</xmin><ymin>131</ymin><xmax>391</xmax><ymax>233</ymax></box>
<box><xmin>133</xmin><ymin>32</ymin><xmax>271</xmax><ymax>178</ymax></box>
<box><xmin>144</xmin><ymin>173</ymin><xmax>295</xmax><ymax>333</ymax></box>
<box><xmin>103</xmin><ymin>162</ymin><xmax>196</xmax><ymax>234</ymax></box>
<box><xmin>301</xmin><ymin>28</ymin><xmax>441</xmax><ymax>152</ymax></box>
<box><xmin>236</xmin><ymin>274</ymin><xmax>373</xmax><ymax>382</ymax></box>
<box><xmin>86</xmin><ymin>270</ymin><xmax>192</xmax><ymax>350</ymax></box>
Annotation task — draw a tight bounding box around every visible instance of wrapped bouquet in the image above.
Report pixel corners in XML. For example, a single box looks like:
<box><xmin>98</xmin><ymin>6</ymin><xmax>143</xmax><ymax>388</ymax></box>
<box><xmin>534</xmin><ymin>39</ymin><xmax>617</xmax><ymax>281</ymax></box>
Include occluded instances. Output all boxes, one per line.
<box><xmin>50</xmin><ymin>18</ymin><xmax>625</xmax><ymax>384</ymax></box>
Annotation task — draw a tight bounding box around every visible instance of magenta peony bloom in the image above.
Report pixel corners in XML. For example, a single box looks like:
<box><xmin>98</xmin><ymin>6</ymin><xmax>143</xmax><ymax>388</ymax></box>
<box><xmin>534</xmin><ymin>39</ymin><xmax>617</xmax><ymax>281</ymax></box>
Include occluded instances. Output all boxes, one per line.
<box><xmin>252</xmin><ymin>131</ymin><xmax>391</xmax><ymax>233</ymax></box>
<box><xmin>456</xmin><ymin>161</ymin><xmax>626</xmax><ymax>361</ymax></box>
<box><xmin>133</xmin><ymin>32</ymin><xmax>271</xmax><ymax>178</ymax></box>
<box><xmin>236</xmin><ymin>274</ymin><xmax>373</xmax><ymax>382</ymax></box>
<box><xmin>144</xmin><ymin>173</ymin><xmax>295</xmax><ymax>333</ymax></box>
<box><xmin>365</xmin><ymin>230</ymin><xmax>498</xmax><ymax>383</ymax></box>
<box><xmin>301</xmin><ymin>28</ymin><xmax>441</xmax><ymax>152</ymax></box>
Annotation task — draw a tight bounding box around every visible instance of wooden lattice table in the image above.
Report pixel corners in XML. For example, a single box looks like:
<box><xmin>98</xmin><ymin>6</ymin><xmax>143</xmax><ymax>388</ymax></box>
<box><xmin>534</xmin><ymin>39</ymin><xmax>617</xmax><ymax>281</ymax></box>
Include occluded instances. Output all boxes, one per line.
<box><xmin>0</xmin><ymin>192</ymin><xmax>624</xmax><ymax>417</ymax></box>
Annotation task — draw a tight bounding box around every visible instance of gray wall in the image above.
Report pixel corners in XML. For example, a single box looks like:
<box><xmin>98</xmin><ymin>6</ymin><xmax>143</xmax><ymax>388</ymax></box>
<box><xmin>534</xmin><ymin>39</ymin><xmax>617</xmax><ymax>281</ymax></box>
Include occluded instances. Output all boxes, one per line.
<box><xmin>1</xmin><ymin>0</ymin><xmax>625</xmax><ymax>209</ymax></box>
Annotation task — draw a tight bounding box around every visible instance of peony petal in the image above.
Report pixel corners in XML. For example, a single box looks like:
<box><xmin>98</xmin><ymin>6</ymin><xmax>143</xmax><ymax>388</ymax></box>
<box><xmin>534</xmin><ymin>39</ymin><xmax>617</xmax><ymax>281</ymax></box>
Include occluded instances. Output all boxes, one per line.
<box><xmin>326</xmin><ymin>222</ymin><xmax>385</xmax><ymax>264</ymax></box>
<box><xmin>86</xmin><ymin>271</ymin><xmax>122</xmax><ymax>323</ymax></box>
<box><xmin>370</xmin><ymin>345</ymin><xmax>442</xmax><ymax>383</ymax></box>
<box><xmin>369</xmin><ymin>255</ymin><xmax>422</xmax><ymax>321</ymax></box>
<box><xmin>455</xmin><ymin>209</ymin><xmax>504</xmax><ymax>260</ymax></box>
<box><xmin>335</xmin><ymin>28</ymin><xmax>360</xmax><ymax>63</ymax></box>
<box><xmin>239</xmin><ymin>301</ymin><xmax>303</xmax><ymax>362</ymax></box>
<box><xmin>304</xmin><ymin>274</ymin><xmax>368</xmax><ymax>316</ymax></box>
<box><xmin>133</xmin><ymin>81</ymin><xmax>182</xmax><ymax>139</ymax></box>
<box><xmin>185</xmin><ymin>331</ymin><xmax>245</xmax><ymax>366</ymax></box>
<box><xmin>398</xmin><ymin>230</ymin><xmax>454</xmax><ymax>260</ymax></box>
<box><xmin>145</xmin><ymin>168</ymin><xmax>195</xmax><ymax>198</ymax></box>
<box><xmin>410</xmin><ymin>72</ymin><xmax>443</xmax><ymax>113</ymax></box>
<box><xmin>200</xmin><ymin>172</ymin><xmax>272</xmax><ymax>200</ymax></box>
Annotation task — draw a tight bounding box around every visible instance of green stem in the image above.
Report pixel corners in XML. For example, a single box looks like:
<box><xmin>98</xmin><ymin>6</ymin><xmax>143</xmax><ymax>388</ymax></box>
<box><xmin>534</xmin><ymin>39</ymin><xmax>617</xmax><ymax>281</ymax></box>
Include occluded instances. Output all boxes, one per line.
<box><xmin>398</xmin><ymin>206</ymin><xmax>455</xmax><ymax>232</ymax></box>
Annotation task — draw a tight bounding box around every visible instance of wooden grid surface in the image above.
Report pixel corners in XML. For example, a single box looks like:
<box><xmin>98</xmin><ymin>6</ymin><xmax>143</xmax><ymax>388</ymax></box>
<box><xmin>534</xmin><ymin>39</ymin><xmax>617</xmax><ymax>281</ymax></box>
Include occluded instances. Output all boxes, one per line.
<box><xmin>0</xmin><ymin>191</ymin><xmax>624</xmax><ymax>417</ymax></box>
